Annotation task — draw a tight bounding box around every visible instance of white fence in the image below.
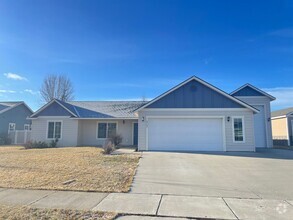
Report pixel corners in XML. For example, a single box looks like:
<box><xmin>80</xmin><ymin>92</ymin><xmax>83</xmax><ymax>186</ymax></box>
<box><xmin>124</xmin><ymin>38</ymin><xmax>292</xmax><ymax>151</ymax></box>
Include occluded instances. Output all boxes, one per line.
<box><xmin>8</xmin><ymin>130</ymin><xmax>32</xmax><ymax>145</ymax></box>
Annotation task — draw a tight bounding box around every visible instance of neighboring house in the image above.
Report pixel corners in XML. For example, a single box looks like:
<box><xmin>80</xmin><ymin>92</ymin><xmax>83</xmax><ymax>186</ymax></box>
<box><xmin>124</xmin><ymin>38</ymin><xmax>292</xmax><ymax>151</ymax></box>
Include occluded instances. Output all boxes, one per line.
<box><xmin>29</xmin><ymin>76</ymin><xmax>275</xmax><ymax>152</ymax></box>
<box><xmin>0</xmin><ymin>101</ymin><xmax>33</xmax><ymax>136</ymax></box>
<box><xmin>271</xmin><ymin>108</ymin><xmax>293</xmax><ymax>146</ymax></box>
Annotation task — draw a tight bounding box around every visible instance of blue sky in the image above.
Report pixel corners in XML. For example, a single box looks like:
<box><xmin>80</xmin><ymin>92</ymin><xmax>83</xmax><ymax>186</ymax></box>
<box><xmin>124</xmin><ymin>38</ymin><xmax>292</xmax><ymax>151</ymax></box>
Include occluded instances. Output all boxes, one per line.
<box><xmin>0</xmin><ymin>0</ymin><xmax>292</xmax><ymax>111</ymax></box>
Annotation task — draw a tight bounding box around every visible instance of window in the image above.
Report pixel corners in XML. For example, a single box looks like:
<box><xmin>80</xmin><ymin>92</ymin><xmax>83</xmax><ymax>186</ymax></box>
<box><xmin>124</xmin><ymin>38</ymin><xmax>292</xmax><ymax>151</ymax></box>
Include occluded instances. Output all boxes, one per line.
<box><xmin>97</xmin><ymin>122</ymin><xmax>117</xmax><ymax>139</ymax></box>
<box><xmin>47</xmin><ymin>121</ymin><xmax>62</xmax><ymax>139</ymax></box>
<box><xmin>233</xmin><ymin>117</ymin><xmax>244</xmax><ymax>142</ymax></box>
<box><xmin>8</xmin><ymin>123</ymin><xmax>16</xmax><ymax>132</ymax></box>
<box><xmin>24</xmin><ymin>124</ymin><xmax>31</xmax><ymax>130</ymax></box>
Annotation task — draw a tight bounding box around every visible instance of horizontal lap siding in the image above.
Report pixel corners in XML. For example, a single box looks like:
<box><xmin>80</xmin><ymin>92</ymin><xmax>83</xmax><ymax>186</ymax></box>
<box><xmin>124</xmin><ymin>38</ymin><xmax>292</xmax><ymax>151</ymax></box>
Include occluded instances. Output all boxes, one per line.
<box><xmin>31</xmin><ymin>118</ymin><xmax>78</xmax><ymax>146</ymax></box>
<box><xmin>138</xmin><ymin>109</ymin><xmax>255</xmax><ymax>151</ymax></box>
<box><xmin>77</xmin><ymin>119</ymin><xmax>137</xmax><ymax>146</ymax></box>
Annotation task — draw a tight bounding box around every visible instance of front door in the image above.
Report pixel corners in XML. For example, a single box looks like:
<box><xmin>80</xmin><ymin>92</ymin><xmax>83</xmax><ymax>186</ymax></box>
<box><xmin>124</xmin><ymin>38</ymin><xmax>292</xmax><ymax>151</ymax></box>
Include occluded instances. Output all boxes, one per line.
<box><xmin>133</xmin><ymin>123</ymin><xmax>138</xmax><ymax>146</ymax></box>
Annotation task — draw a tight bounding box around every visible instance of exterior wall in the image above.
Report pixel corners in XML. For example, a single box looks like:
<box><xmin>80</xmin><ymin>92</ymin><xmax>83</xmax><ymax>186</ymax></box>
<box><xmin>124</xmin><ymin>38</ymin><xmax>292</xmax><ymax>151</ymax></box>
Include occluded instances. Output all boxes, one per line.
<box><xmin>271</xmin><ymin>117</ymin><xmax>289</xmax><ymax>146</ymax></box>
<box><xmin>77</xmin><ymin>119</ymin><xmax>138</xmax><ymax>146</ymax></box>
<box><xmin>272</xmin><ymin>118</ymin><xmax>288</xmax><ymax>138</ymax></box>
<box><xmin>0</xmin><ymin>104</ymin><xmax>32</xmax><ymax>135</ymax></box>
<box><xmin>235</xmin><ymin>96</ymin><xmax>273</xmax><ymax>148</ymax></box>
<box><xmin>147</xmin><ymin>79</ymin><xmax>244</xmax><ymax>108</ymax></box>
<box><xmin>138</xmin><ymin>109</ymin><xmax>255</xmax><ymax>152</ymax></box>
<box><xmin>31</xmin><ymin>117</ymin><xmax>78</xmax><ymax>146</ymax></box>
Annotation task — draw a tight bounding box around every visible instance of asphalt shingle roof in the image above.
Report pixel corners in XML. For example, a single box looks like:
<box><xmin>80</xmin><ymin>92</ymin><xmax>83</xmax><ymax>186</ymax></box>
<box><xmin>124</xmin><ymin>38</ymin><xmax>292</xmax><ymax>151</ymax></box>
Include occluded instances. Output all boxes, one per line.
<box><xmin>271</xmin><ymin>107</ymin><xmax>293</xmax><ymax>118</ymax></box>
<box><xmin>63</xmin><ymin>100</ymin><xmax>147</xmax><ymax>118</ymax></box>
<box><xmin>0</xmin><ymin>102</ymin><xmax>23</xmax><ymax>112</ymax></box>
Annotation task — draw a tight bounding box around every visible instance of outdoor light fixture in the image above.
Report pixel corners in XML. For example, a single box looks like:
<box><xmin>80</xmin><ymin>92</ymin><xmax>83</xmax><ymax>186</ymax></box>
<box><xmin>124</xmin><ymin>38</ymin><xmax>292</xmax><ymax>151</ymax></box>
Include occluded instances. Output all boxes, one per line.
<box><xmin>268</xmin><ymin>118</ymin><xmax>271</xmax><ymax>122</ymax></box>
<box><xmin>123</xmin><ymin>120</ymin><xmax>125</xmax><ymax>124</ymax></box>
<box><xmin>142</xmin><ymin>116</ymin><xmax>145</xmax><ymax>122</ymax></box>
<box><xmin>227</xmin><ymin>116</ymin><xmax>230</xmax><ymax>122</ymax></box>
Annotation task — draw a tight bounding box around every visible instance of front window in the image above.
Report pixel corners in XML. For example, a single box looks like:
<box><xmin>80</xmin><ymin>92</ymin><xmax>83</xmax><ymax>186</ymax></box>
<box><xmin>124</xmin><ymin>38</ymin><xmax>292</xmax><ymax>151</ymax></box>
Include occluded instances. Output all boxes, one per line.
<box><xmin>24</xmin><ymin>124</ymin><xmax>31</xmax><ymax>131</ymax></box>
<box><xmin>8</xmin><ymin>123</ymin><xmax>16</xmax><ymax>132</ymax></box>
<box><xmin>47</xmin><ymin>121</ymin><xmax>62</xmax><ymax>139</ymax></box>
<box><xmin>233</xmin><ymin>117</ymin><xmax>244</xmax><ymax>142</ymax></box>
<box><xmin>97</xmin><ymin>122</ymin><xmax>117</xmax><ymax>139</ymax></box>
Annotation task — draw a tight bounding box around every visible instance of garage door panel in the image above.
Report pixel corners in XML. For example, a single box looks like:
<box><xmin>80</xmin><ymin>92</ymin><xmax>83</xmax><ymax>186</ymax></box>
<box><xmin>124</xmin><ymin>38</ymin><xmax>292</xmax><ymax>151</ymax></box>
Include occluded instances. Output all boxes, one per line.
<box><xmin>148</xmin><ymin>118</ymin><xmax>224</xmax><ymax>151</ymax></box>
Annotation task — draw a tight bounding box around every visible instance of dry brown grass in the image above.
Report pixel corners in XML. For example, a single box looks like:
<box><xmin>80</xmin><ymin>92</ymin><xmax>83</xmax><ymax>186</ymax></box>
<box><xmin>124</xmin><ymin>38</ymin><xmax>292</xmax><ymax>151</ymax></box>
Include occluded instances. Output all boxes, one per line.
<box><xmin>0</xmin><ymin>205</ymin><xmax>116</xmax><ymax>220</ymax></box>
<box><xmin>0</xmin><ymin>146</ymin><xmax>140</xmax><ymax>192</ymax></box>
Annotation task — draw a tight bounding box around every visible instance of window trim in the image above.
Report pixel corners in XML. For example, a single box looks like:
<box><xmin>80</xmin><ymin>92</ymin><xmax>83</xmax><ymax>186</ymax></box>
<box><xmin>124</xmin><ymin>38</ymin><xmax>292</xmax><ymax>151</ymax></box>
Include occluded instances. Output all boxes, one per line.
<box><xmin>46</xmin><ymin>120</ymin><xmax>63</xmax><ymax>140</ymax></box>
<box><xmin>8</xmin><ymin>123</ymin><xmax>16</xmax><ymax>132</ymax></box>
<box><xmin>24</xmin><ymin>124</ymin><xmax>31</xmax><ymax>131</ymax></box>
<box><xmin>232</xmin><ymin>116</ymin><xmax>245</xmax><ymax>143</ymax></box>
<box><xmin>96</xmin><ymin>121</ymin><xmax>118</xmax><ymax>139</ymax></box>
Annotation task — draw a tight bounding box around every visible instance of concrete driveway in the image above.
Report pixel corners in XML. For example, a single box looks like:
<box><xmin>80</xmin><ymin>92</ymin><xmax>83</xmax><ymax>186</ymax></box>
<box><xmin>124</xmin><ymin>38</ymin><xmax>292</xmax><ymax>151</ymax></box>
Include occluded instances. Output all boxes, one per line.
<box><xmin>131</xmin><ymin>149</ymin><xmax>293</xmax><ymax>200</ymax></box>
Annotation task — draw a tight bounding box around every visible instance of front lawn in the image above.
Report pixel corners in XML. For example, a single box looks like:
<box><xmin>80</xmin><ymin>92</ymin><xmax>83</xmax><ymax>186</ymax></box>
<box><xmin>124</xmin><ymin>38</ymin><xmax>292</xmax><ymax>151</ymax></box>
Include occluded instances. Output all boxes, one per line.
<box><xmin>0</xmin><ymin>205</ymin><xmax>116</xmax><ymax>220</ymax></box>
<box><xmin>0</xmin><ymin>146</ymin><xmax>140</xmax><ymax>192</ymax></box>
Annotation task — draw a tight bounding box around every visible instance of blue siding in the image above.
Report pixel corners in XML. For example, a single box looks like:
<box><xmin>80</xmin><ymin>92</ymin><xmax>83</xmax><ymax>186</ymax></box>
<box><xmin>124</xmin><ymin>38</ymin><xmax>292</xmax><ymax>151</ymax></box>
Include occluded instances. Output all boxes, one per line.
<box><xmin>232</xmin><ymin>86</ymin><xmax>265</xmax><ymax>96</ymax></box>
<box><xmin>0</xmin><ymin>104</ymin><xmax>32</xmax><ymax>134</ymax></box>
<box><xmin>147</xmin><ymin>79</ymin><xmax>244</xmax><ymax>108</ymax></box>
<box><xmin>34</xmin><ymin>102</ymin><xmax>74</xmax><ymax>117</ymax></box>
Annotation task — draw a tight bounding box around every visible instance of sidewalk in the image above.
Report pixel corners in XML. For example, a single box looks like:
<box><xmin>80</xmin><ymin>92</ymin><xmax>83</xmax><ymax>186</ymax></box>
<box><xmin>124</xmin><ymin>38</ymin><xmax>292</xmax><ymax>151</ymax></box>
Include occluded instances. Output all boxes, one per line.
<box><xmin>0</xmin><ymin>188</ymin><xmax>292</xmax><ymax>219</ymax></box>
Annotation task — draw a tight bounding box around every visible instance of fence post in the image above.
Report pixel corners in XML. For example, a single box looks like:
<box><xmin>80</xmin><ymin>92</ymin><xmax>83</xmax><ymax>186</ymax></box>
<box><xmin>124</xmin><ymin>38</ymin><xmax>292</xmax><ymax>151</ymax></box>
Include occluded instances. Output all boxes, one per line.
<box><xmin>14</xmin><ymin>131</ymin><xmax>18</xmax><ymax>145</ymax></box>
<box><xmin>24</xmin><ymin>130</ymin><xmax>27</xmax><ymax>144</ymax></box>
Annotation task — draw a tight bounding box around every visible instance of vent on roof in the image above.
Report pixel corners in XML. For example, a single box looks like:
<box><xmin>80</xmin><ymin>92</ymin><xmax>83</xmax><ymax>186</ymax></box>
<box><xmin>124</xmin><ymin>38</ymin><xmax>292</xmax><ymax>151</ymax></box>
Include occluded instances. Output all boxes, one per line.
<box><xmin>190</xmin><ymin>85</ymin><xmax>197</xmax><ymax>92</ymax></box>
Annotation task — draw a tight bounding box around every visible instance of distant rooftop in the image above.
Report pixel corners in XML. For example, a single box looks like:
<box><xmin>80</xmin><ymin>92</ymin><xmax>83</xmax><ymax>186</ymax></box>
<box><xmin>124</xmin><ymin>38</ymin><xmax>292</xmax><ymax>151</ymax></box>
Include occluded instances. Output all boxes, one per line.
<box><xmin>0</xmin><ymin>101</ymin><xmax>23</xmax><ymax>112</ymax></box>
<box><xmin>64</xmin><ymin>100</ymin><xmax>147</xmax><ymax>118</ymax></box>
<box><xmin>271</xmin><ymin>107</ymin><xmax>293</xmax><ymax>118</ymax></box>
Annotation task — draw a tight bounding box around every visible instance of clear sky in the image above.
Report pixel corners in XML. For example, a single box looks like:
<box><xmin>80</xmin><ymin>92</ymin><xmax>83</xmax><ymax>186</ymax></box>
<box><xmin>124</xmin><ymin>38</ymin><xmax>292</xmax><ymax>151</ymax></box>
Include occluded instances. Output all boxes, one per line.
<box><xmin>0</xmin><ymin>0</ymin><xmax>292</xmax><ymax>111</ymax></box>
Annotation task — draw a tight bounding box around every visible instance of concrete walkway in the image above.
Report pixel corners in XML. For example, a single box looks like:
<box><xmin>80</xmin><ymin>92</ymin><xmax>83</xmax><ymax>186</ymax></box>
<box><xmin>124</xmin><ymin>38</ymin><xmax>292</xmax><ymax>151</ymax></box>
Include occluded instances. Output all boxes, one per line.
<box><xmin>0</xmin><ymin>188</ymin><xmax>292</xmax><ymax>219</ymax></box>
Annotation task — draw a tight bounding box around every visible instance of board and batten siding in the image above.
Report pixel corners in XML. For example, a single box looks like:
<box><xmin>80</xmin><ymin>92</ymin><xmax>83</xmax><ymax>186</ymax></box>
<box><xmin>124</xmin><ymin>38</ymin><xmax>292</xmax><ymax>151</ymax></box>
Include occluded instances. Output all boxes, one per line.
<box><xmin>138</xmin><ymin>109</ymin><xmax>255</xmax><ymax>152</ymax></box>
<box><xmin>235</xmin><ymin>96</ymin><xmax>273</xmax><ymax>148</ymax></box>
<box><xmin>31</xmin><ymin>117</ymin><xmax>78</xmax><ymax>146</ymax></box>
<box><xmin>77</xmin><ymin>119</ymin><xmax>138</xmax><ymax>146</ymax></box>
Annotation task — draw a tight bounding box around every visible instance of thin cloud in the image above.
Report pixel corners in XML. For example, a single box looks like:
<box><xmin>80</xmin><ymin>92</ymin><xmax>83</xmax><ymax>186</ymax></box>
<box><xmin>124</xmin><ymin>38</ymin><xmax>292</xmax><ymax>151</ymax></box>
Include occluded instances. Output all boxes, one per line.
<box><xmin>263</xmin><ymin>87</ymin><xmax>293</xmax><ymax>110</ymax></box>
<box><xmin>0</xmin><ymin>89</ymin><xmax>16</xmax><ymax>93</ymax></box>
<box><xmin>4</xmin><ymin>73</ymin><xmax>28</xmax><ymax>81</ymax></box>
<box><xmin>268</xmin><ymin>28</ymin><xmax>293</xmax><ymax>38</ymax></box>
<box><xmin>24</xmin><ymin>89</ymin><xmax>39</xmax><ymax>95</ymax></box>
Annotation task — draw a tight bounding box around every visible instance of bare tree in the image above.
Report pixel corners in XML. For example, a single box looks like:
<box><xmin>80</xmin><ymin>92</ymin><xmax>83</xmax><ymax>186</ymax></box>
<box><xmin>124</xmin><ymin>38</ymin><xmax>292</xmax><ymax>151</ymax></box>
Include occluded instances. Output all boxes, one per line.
<box><xmin>40</xmin><ymin>75</ymin><xmax>74</xmax><ymax>102</ymax></box>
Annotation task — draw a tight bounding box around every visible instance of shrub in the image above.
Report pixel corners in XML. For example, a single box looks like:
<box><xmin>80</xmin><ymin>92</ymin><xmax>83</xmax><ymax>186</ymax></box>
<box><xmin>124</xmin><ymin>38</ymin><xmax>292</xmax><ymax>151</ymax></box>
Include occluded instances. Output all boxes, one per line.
<box><xmin>103</xmin><ymin>139</ymin><xmax>115</xmax><ymax>154</ymax></box>
<box><xmin>0</xmin><ymin>133</ymin><xmax>12</xmax><ymax>145</ymax></box>
<box><xmin>108</xmin><ymin>134</ymin><xmax>123</xmax><ymax>147</ymax></box>
<box><xmin>49</xmin><ymin>139</ymin><xmax>59</xmax><ymax>148</ymax></box>
<box><xmin>24</xmin><ymin>140</ymin><xmax>58</xmax><ymax>149</ymax></box>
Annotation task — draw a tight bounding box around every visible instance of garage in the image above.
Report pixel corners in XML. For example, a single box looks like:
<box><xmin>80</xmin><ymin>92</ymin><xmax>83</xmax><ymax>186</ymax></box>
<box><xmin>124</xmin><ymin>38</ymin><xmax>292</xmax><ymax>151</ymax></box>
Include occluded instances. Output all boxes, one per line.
<box><xmin>147</xmin><ymin>117</ymin><xmax>224</xmax><ymax>151</ymax></box>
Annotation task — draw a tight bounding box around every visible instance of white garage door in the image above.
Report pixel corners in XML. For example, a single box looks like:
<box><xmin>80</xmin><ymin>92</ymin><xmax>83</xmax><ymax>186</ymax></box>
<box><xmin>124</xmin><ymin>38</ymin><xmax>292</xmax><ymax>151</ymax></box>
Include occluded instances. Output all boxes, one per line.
<box><xmin>147</xmin><ymin>118</ymin><xmax>224</xmax><ymax>151</ymax></box>
<box><xmin>253</xmin><ymin>105</ymin><xmax>267</xmax><ymax>148</ymax></box>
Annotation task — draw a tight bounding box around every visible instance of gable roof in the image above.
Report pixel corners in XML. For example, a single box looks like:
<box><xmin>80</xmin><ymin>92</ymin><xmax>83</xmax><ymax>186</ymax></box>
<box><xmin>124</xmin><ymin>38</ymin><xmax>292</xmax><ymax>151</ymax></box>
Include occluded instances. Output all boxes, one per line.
<box><xmin>30</xmin><ymin>99</ymin><xmax>147</xmax><ymax>119</ymax></box>
<box><xmin>230</xmin><ymin>84</ymin><xmax>276</xmax><ymax>101</ymax></box>
<box><xmin>136</xmin><ymin>76</ymin><xmax>259</xmax><ymax>113</ymax></box>
<box><xmin>0</xmin><ymin>101</ymin><xmax>33</xmax><ymax>115</ymax></box>
<box><xmin>271</xmin><ymin>107</ymin><xmax>293</xmax><ymax>118</ymax></box>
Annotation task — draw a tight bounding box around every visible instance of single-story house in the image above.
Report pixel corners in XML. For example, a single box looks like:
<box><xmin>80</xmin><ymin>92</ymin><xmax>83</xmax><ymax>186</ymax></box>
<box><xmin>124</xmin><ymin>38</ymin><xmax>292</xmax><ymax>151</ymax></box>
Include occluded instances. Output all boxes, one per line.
<box><xmin>29</xmin><ymin>76</ymin><xmax>275</xmax><ymax>152</ymax></box>
<box><xmin>271</xmin><ymin>108</ymin><xmax>293</xmax><ymax>146</ymax></box>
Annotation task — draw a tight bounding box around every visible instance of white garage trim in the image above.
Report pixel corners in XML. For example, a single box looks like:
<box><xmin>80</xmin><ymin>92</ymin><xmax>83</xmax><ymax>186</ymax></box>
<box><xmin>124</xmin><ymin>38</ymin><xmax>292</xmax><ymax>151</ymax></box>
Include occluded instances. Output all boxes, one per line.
<box><xmin>145</xmin><ymin>116</ymin><xmax>226</xmax><ymax>151</ymax></box>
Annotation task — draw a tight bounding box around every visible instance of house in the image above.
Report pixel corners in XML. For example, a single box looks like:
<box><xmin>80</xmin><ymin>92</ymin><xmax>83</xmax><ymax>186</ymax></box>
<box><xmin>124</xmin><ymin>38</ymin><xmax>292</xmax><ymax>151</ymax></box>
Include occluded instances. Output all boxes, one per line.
<box><xmin>271</xmin><ymin>108</ymin><xmax>293</xmax><ymax>146</ymax></box>
<box><xmin>0</xmin><ymin>102</ymin><xmax>33</xmax><ymax>143</ymax></box>
<box><xmin>29</xmin><ymin>76</ymin><xmax>275</xmax><ymax>152</ymax></box>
